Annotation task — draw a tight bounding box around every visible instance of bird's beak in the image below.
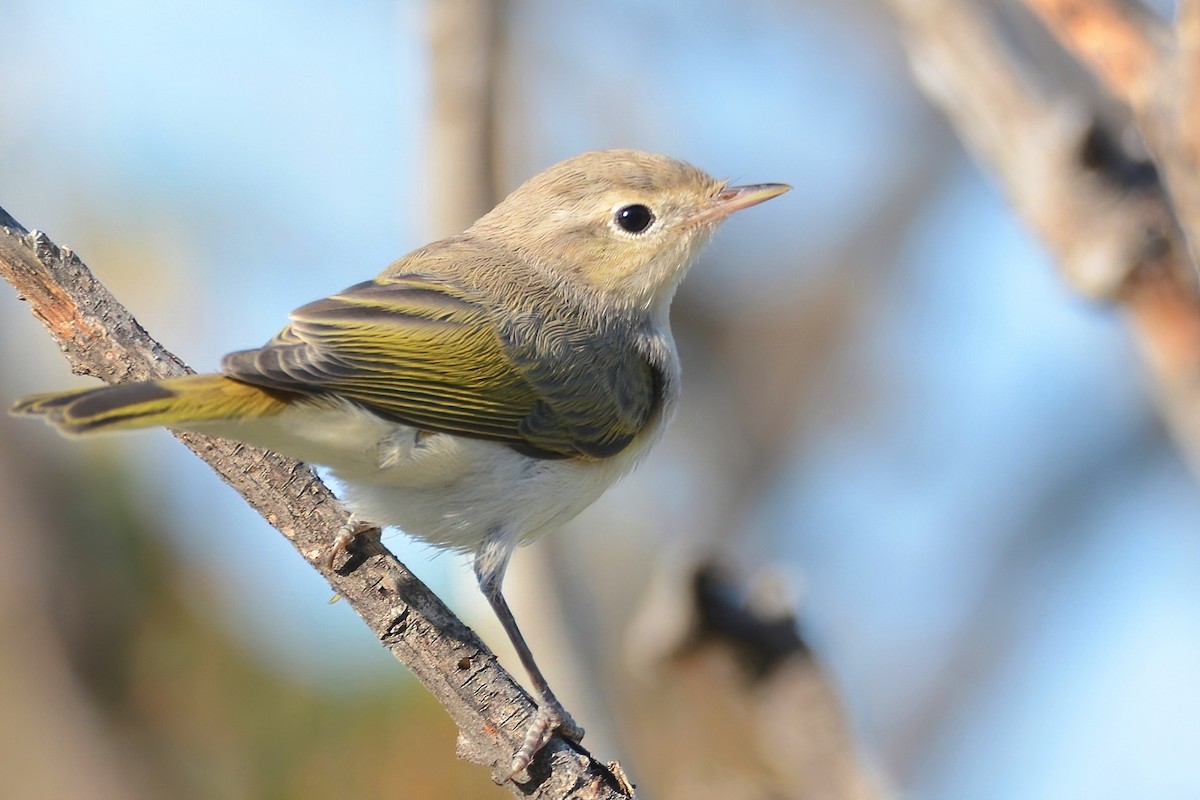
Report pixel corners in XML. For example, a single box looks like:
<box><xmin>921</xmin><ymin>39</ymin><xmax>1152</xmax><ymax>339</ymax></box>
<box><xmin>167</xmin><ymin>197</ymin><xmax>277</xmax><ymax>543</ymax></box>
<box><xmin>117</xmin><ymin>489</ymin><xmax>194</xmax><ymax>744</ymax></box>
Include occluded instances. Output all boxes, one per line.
<box><xmin>689</xmin><ymin>182</ymin><xmax>791</xmax><ymax>225</ymax></box>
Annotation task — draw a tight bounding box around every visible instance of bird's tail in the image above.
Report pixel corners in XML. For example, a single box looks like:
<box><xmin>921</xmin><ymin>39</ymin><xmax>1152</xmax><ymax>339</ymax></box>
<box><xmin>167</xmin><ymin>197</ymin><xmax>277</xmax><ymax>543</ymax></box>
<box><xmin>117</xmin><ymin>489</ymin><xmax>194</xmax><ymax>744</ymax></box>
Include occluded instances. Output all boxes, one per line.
<box><xmin>10</xmin><ymin>374</ymin><xmax>292</xmax><ymax>435</ymax></box>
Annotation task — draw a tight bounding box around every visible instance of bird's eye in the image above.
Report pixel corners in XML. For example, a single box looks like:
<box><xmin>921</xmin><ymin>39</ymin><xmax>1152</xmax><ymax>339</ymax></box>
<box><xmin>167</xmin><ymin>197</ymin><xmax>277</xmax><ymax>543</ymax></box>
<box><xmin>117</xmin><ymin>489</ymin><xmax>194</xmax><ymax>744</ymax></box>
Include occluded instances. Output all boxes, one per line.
<box><xmin>614</xmin><ymin>204</ymin><xmax>655</xmax><ymax>234</ymax></box>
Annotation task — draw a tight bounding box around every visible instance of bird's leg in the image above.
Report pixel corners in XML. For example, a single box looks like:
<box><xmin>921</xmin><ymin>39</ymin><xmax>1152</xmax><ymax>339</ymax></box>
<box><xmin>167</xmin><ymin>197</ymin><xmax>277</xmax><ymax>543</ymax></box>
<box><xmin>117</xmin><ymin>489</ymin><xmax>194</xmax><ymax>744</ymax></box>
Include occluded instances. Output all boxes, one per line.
<box><xmin>325</xmin><ymin>515</ymin><xmax>378</xmax><ymax>570</ymax></box>
<box><xmin>474</xmin><ymin>532</ymin><xmax>584</xmax><ymax>780</ymax></box>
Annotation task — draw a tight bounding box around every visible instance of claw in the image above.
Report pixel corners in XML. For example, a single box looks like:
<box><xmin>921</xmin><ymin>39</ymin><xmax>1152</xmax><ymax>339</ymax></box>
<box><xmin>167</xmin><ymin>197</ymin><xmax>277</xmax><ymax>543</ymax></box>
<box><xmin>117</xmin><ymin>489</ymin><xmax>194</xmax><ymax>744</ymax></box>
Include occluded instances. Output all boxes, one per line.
<box><xmin>507</xmin><ymin>700</ymin><xmax>585</xmax><ymax>781</ymax></box>
<box><xmin>325</xmin><ymin>517</ymin><xmax>377</xmax><ymax>570</ymax></box>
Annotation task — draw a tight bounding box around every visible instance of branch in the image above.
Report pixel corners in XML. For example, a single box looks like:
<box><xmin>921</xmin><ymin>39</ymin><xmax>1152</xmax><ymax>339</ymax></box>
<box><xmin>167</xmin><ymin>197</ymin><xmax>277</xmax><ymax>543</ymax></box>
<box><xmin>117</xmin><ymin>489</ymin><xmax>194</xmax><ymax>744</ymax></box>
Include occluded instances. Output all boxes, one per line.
<box><xmin>426</xmin><ymin>0</ymin><xmax>503</xmax><ymax>239</ymax></box>
<box><xmin>882</xmin><ymin>0</ymin><xmax>1200</xmax><ymax>470</ymax></box>
<box><xmin>1017</xmin><ymin>0</ymin><xmax>1200</xmax><ymax>266</ymax></box>
<box><xmin>1016</xmin><ymin>0</ymin><xmax>1169</xmax><ymax>110</ymax></box>
<box><xmin>0</xmin><ymin>210</ymin><xmax>635</xmax><ymax>799</ymax></box>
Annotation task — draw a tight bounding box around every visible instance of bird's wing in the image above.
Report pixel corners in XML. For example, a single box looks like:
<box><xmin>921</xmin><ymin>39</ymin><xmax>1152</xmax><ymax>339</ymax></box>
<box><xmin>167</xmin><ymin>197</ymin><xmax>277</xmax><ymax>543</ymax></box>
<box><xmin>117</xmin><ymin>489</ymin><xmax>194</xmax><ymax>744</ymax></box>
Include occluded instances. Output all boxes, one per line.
<box><xmin>221</xmin><ymin>273</ymin><xmax>661</xmax><ymax>459</ymax></box>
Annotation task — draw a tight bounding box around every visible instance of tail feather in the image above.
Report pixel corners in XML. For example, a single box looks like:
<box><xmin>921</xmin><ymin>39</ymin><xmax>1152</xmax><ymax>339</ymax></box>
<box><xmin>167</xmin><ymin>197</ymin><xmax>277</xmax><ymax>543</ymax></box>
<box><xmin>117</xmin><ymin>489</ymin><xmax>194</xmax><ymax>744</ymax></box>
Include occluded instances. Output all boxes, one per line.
<box><xmin>10</xmin><ymin>374</ymin><xmax>292</xmax><ymax>435</ymax></box>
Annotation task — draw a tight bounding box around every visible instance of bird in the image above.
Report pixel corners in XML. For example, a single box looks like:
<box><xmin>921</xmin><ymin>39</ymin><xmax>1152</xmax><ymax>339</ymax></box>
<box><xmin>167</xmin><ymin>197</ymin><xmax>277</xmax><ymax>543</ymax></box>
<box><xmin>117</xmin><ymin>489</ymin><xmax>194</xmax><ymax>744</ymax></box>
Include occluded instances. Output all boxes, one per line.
<box><xmin>12</xmin><ymin>149</ymin><xmax>789</xmax><ymax>779</ymax></box>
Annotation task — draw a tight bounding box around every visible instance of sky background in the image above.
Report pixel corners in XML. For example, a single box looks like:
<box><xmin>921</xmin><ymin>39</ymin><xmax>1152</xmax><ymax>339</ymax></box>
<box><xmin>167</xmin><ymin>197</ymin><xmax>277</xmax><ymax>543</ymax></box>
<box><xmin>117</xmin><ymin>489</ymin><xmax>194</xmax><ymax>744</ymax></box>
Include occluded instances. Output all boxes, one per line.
<box><xmin>2</xmin><ymin>2</ymin><xmax>1198</xmax><ymax>798</ymax></box>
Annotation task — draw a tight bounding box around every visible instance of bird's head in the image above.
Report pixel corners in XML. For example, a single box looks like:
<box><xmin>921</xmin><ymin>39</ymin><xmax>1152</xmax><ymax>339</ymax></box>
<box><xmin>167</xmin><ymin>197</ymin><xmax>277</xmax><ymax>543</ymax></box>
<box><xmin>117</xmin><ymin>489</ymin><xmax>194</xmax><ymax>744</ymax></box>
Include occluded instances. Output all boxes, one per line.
<box><xmin>472</xmin><ymin>150</ymin><xmax>790</xmax><ymax>315</ymax></box>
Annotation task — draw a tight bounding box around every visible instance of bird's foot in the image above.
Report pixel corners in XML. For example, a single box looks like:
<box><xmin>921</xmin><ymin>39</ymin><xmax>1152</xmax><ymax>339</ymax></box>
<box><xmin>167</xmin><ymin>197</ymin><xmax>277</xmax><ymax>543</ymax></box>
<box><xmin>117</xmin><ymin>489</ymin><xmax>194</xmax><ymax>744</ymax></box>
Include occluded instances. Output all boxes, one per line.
<box><xmin>507</xmin><ymin>699</ymin><xmax>584</xmax><ymax>781</ymax></box>
<box><xmin>325</xmin><ymin>517</ymin><xmax>378</xmax><ymax>570</ymax></box>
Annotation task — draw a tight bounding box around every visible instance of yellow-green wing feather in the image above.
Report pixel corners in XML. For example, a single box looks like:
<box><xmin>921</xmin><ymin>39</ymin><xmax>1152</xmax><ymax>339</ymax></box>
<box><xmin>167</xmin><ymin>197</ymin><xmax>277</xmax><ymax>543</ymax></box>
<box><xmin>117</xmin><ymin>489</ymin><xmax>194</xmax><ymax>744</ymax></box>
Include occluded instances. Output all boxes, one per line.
<box><xmin>221</xmin><ymin>274</ymin><xmax>661</xmax><ymax>459</ymax></box>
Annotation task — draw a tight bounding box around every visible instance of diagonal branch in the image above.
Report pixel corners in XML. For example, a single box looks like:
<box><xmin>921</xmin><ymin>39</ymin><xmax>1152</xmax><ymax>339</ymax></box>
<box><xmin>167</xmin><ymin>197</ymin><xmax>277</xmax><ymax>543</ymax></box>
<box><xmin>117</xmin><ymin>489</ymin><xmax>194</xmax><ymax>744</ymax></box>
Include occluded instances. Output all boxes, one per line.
<box><xmin>1017</xmin><ymin>0</ymin><xmax>1200</xmax><ymax>266</ymax></box>
<box><xmin>882</xmin><ymin>0</ymin><xmax>1200</xmax><ymax>469</ymax></box>
<box><xmin>1016</xmin><ymin>0</ymin><xmax>1170</xmax><ymax>110</ymax></box>
<box><xmin>0</xmin><ymin>209</ymin><xmax>634</xmax><ymax>800</ymax></box>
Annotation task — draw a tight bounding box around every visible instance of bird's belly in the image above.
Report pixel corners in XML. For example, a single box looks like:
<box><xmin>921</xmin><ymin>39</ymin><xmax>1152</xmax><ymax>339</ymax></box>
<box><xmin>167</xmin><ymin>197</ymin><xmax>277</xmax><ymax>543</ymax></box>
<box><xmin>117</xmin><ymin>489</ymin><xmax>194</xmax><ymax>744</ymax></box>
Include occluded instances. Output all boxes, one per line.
<box><xmin>187</xmin><ymin>398</ymin><xmax>643</xmax><ymax>553</ymax></box>
<box><xmin>335</xmin><ymin>441</ymin><xmax>623</xmax><ymax>554</ymax></box>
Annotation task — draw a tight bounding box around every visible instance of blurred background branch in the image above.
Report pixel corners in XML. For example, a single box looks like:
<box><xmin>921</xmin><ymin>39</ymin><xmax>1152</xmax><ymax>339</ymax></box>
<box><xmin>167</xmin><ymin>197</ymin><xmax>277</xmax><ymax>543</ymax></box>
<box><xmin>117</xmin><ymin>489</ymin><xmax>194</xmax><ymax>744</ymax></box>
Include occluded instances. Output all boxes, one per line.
<box><xmin>1019</xmin><ymin>0</ymin><xmax>1169</xmax><ymax>109</ymax></box>
<box><xmin>1016</xmin><ymin>0</ymin><xmax>1200</xmax><ymax>266</ymax></box>
<box><xmin>426</xmin><ymin>0</ymin><xmax>502</xmax><ymax>238</ymax></box>
<box><xmin>883</xmin><ymin>0</ymin><xmax>1200</xmax><ymax>471</ymax></box>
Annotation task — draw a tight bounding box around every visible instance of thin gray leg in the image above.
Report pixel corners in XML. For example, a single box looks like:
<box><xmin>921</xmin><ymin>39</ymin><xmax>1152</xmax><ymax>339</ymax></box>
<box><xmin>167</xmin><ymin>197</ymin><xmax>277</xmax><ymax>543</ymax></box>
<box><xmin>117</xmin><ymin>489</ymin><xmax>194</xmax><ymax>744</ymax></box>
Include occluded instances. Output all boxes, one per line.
<box><xmin>474</xmin><ymin>531</ymin><xmax>584</xmax><ymax>780</ymax></box>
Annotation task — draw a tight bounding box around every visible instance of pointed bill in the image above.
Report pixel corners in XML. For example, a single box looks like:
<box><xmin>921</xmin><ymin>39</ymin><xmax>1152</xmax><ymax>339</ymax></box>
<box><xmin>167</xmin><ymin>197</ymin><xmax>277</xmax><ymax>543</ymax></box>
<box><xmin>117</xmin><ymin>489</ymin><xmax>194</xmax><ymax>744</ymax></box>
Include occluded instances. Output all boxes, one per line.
<box><xmin>689</xmin><ymin>182</ymin><xmax>791</xmax><ymax>225</ymax></box>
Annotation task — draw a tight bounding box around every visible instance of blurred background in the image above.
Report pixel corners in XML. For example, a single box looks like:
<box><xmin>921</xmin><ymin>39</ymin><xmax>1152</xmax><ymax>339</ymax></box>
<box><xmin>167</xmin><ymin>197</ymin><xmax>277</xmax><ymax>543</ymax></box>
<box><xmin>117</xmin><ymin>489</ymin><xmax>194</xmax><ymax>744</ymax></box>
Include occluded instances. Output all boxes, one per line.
<box><xmin>3</xmin><ymin>1</ymin><xmax>1199</xmax><ymax>798</ymax></box>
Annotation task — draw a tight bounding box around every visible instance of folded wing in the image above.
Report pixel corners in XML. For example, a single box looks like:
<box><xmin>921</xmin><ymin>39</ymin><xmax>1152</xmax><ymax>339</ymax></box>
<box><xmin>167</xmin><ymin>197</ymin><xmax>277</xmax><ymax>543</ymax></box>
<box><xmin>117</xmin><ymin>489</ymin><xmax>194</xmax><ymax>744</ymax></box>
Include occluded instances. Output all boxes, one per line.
<box><xmin>221</xmin><ymin>273</ymin><xmax>660</xmax><ymax>459</ymax></box>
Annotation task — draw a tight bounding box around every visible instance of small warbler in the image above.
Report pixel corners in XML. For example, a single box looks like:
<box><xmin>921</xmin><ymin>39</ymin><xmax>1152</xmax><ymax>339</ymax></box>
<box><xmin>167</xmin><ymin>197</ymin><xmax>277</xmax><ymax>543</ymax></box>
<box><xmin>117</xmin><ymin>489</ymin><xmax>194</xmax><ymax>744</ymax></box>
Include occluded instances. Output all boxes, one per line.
<box><xmin>13</xmin><ymin>149</ymin><xmax>789</xmax><ymax>778</ymax></box>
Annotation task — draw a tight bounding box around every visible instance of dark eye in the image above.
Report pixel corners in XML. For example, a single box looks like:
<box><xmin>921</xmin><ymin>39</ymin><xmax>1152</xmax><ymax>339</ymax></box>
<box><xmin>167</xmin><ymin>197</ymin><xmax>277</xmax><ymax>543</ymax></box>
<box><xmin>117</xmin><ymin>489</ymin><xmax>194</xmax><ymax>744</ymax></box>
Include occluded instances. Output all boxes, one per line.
<box><xmin>614</xmin><ymin>204</ymin><xmax>655</xmax><ymax>234</ymax></box>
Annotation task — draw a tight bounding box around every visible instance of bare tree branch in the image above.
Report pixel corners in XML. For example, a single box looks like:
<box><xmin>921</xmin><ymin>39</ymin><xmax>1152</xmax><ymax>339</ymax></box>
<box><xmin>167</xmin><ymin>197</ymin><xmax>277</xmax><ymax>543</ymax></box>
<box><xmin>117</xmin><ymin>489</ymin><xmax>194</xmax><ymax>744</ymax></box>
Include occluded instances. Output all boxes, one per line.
<box><xmin>1017</xmin><ymin>0</ymin><xmax>1200</xmax><ymax>266</ymax></box>
<box><xmin>1174</xmin><ymin>0</ymin><xmax>1200</xmax><ymax>255</ymax></box>
<box><xmin>882</xmin><ymin>0</ymin><xmax>1200</xmax><ymax>470</ymax></box>
<box><xmin>0</xmin><ymin>212</ymin><xmax>635</xmax><ymax>799</ymax></box>
<box><xmin>426</xmin><ymin>0</ymin><xmax>502</xmax><ymax>239</ymax></box>
<box><xmin>1017</xmin><ymin>0</ymin><xmax>1170</xmax><ymax>109</ymax></box>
